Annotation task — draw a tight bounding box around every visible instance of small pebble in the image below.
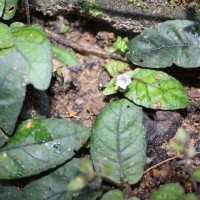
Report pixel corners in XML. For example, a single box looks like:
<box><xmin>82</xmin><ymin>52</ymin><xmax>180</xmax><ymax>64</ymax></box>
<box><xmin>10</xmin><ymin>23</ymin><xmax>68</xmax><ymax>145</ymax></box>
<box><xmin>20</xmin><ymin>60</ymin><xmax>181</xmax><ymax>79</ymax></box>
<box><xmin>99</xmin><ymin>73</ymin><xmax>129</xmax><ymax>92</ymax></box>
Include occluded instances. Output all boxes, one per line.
<box><xmin>195</xmin><ymin>140</ymin><xmax>200</xmax><ymax>152</ymax></box>
<box><xmin>75</xmin><ymin>97</ymin><xmax>84</xmax><ymax>105</ymax></box>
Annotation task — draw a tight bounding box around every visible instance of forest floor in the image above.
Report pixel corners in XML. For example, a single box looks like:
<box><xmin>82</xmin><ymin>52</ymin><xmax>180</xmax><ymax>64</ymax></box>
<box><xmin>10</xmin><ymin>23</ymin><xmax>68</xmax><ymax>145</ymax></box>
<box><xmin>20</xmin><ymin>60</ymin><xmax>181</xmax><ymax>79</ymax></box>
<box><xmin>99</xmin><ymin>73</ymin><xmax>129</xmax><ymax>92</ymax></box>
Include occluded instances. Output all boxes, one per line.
<box><xmin>24</xmin><ymin>13</ymin><xmax>200</xmax><ymax>199</ymax></box>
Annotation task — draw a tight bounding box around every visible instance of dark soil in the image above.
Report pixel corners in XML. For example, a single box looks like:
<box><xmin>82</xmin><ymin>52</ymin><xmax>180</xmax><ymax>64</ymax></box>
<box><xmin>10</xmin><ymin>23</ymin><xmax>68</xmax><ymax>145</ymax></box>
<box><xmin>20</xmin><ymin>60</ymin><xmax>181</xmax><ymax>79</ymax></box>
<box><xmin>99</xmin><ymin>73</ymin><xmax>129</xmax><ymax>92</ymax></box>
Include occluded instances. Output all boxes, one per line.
<box><xmin>23</xmin><ymin>13</ymin><xmax>200</xmax><ymax>199</ymax></box>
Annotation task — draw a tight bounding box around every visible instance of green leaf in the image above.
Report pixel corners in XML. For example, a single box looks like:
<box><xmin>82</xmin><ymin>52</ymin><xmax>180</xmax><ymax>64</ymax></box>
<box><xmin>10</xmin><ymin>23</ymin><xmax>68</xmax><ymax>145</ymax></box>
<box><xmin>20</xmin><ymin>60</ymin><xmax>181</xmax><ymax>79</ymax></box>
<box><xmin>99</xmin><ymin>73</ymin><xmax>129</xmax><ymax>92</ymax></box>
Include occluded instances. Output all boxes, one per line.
<box><xmin>129</xmin><ymin>197</ymin><xmax>140</xmax><ymax>200</ymax></box>
<box><xmin>0</xmin><ymin>47</ymin><xmax>12</xmax><ymax>55</ymax></box>
<box><xmin>124</xmin><ymin>68</ymin><xmax>188</xmax><ymax>110</ymax></box>
<box><xmin>11</xmin><ymin>24</ymin><xmax>52</xmax><ymax>90</ymax></box>
<box><xmin>67</xmin><ymin>177</ymin><xmax>87</xmax><ymax>191</ymax></box>
<box><xmin>103</xmin><ymin>78</ymin><xmax>117</xmax><ymax>96</ymax></box>
<box><xmin>67</xmin><ymin>159</ymin><xmax>95</xmax><ymax>191</ymax></box>
<box><xmin>74</xmin><ymin>186</ymin><xmax>102</xmax><ymax>200</ymax></box>
<box><xmin>78</xmin><ymin>158</ymin><xmax>94</xmax><ymax>175</ymax></box>
<box><xmin>0</xmin><ymin>0</ymin><xmax>5</xmax><ymax>17</ymax></box>
<box><xmin>150</xmin><ymin>183</ymin><xmax>184</xmax><ymax>200</ymax></box>
<box><xmin>56</xmin><ymin>67</ymin><xmax>62</xmax><ymax>76</ymax></box>
<box><xmin>10</xmin><ymin>22</ymin><xmax>26</xmax><ymax>29</ymax></box>
<box><xmin>0</xmin><ymin>180</ymin><xmax>27</xmax><ymax>200</ymax></box>
<box><xmin>104</xmin><ymin>47</ymin><xmax>116</xmax><ymax>53</ymax></box>
<box><xmin>0</xmin><ymin>130</ymin><xmax>8</xmax><ymax>147</ymax></box>
<box><xmin>24</xmin><ymin>158</ymin><xmax>102</xmax><ymax>200</ymax></box>
<box><xmin>59</xmin><ymin>24</ymin><xmax>70</xmax><ymax>34</ymax></box>
<box><xmin>52</xmin><ymin>45</ymin><xmax>80</xmax><ymax>68</ymax></box>
<box><xmin>128</xmin><ymin>20</ymin><xmax>200</xmax><ymax>68</ymax></box>
<box><xmin>104</xmin><ymin>59</ymin><xmax>129</xmax><ymax>77</ymax></box>
<box><xmin>90</xmin><ymin>99</ymin><xmax>146</xmax><ymax>184</ymax></box>
<box><xmin>113</xmin><ymin>36</ymin><xmax>128</xmax><ymax>54</ymax></box>
<box><xmin>193</xmin><ymin>167</ymin><xmax>200</xmax><ymax>183</ymax></box>
<box><xmin>0</xmin><ymin>119</ymin><xmax>90</xmax><ymax>179</ymax></box>
<box><xmin>185</xmin><ymin>193</ymin><xmax>197</xmax><ymax>200</ymax></box>
<box><xmin>0</xmin><ymin>49</ymin><xmax>26</xmax><ymax>134</ymax></box>
<box><xmin>2</xmin><ymin>0</ymin><xmax>18</xmax><ymax>20</ymax></box>
<box><xmin>101</xmin><ymin>190</ymin><xmax>124</xmax><ymax>200</ymax></box>
<box><xmin>0</xmin><ymin>22</ymin><xmax>14</xmax><ymax>49</ymax></box>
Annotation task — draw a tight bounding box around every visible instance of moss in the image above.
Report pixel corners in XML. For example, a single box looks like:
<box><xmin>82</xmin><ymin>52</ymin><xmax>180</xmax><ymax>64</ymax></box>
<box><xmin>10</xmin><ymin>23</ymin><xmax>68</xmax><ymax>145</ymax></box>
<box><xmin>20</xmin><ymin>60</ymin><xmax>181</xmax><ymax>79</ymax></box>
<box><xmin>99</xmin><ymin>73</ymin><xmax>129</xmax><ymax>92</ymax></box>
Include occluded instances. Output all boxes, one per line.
<box><xmin>30</xmin><ymin>0</ymin><xmax>59</xmax><ymax>9</ymax></box>
<box><xmin>164</xmin><ymin>0</ymin><xmax>187</xmax><ymax>8</ymax></box>
<box><xmin>128</xmin><ymin>0</ymin><xmax>149</xmax><ymax>9</ymax></box>
<box><xmin>194</xmin><ymin>3</ymin><xmax>200</xmax><ymax>15</ymax></box>
<box><xmin>197</xmin><ymin>9</ymin><xmax>200</xmax><ymax>15</ymax></box>
<box><xmin>81</xmin><ymin>0</ymin><xmax>103</xmax><ymax>17</ymax></box>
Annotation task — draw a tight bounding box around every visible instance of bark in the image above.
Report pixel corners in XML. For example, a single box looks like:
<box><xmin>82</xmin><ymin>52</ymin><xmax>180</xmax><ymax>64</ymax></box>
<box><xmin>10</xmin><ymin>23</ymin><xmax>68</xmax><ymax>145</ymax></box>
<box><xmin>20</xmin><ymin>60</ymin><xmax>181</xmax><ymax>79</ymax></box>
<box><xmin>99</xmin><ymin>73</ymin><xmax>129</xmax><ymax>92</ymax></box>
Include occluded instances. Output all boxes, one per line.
<box><xmin>29</xmin><ymin>0</ymin><xmax>200</xmax><ymax>33</ymax></box>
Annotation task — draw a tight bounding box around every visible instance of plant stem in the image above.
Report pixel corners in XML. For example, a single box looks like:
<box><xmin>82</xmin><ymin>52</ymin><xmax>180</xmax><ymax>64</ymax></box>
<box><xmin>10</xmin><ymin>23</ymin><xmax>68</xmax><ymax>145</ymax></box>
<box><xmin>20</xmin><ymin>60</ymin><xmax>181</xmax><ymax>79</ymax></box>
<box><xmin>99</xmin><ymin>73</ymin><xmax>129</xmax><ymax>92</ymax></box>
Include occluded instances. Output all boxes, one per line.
<box><xmin>25</xmin><ymin>0</ymin><xmax>30</xmax><ymax>24</ymax></box>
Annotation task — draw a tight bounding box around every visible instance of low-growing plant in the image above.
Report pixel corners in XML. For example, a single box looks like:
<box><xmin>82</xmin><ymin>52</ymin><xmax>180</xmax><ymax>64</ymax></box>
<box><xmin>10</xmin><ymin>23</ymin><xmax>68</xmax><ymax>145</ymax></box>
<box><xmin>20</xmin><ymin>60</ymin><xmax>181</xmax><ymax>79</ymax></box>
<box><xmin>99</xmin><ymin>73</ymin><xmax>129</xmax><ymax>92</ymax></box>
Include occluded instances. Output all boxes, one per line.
<box><xmin>104</xmin><ymin>20</ymin><xmax>200</xmax><ymax>110</ymax></box>
<box><xmin>0</xmin><ymin>22</ymin><xmax>52</xmax><ymax>137</ymax></box>
<box><xmin>128</xmin><ymin>0</ymin><xmax>149</xmax><ymax>9</ymax></box>
<box><xmin>104</xmin><ymin>36</ymin><xmax>129</xmax><ymax>55</ymax></box>
<box><xmin>0</xmin><ymin>1</ymin><xmax>199</xmax><ymax>199</ymax></box>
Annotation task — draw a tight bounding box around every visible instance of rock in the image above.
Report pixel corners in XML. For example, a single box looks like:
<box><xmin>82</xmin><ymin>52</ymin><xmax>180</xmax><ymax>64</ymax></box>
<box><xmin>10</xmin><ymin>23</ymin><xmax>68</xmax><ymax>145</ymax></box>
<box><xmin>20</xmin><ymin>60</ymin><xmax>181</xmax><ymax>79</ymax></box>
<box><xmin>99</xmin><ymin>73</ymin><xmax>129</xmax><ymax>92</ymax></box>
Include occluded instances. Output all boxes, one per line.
<box><xmin>29</xmin><ymin>0</ymin><xmax>200</xmax><ymax>33</ymax></box>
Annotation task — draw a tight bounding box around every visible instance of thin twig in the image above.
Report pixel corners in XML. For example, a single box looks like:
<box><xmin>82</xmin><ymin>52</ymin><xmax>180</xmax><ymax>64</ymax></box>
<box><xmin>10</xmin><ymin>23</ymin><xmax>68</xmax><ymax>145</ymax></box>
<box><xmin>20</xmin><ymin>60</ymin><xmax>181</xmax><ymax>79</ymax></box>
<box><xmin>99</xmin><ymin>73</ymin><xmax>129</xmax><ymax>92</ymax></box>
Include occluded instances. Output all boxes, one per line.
<box><xmin>25</xmin><ymin>0</ymin><xmax>30</xmax><ymax>24</ymax></box>
<box><xmin>144</xmin><ymin>155</ymin><xmax>180</xmax><ymax>174</ymax></box>
<box><xmin>144</xmin><ymin>151</ymin><xmax>200</xmax><ymax>174</ymax></box>
<box><xmin>45</xmin><ymin>28</ymin><xmax>128</xmax><ymax>62</ymax></box>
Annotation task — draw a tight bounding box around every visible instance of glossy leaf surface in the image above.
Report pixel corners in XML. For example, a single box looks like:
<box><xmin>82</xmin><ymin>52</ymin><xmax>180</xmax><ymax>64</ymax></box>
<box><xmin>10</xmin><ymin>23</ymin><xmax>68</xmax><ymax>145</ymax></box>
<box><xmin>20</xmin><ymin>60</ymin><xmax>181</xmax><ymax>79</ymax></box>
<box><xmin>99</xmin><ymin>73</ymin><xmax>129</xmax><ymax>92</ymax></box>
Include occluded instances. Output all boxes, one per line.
<box><xmin>11</xmin><ymin>24</ymin><xmax>52</xmax><ymax>90</ymax></box>
<box><xmin>0</xmin><ymin>22</ymin><xmax>14</xmax><ymax>49</ymax></box>
<box><xmin>104</xmin><ymin>59</ymin><xmax>129</xmax><ymax>77</ymax></box>
<box><xmin>0</xmin><ymin>49</ymin><xmax>26</xmax><ymax>134</ymax></box>
<box><xmin>128</xmin><ymin>20</ymin><xmax>200</xmax><ymax>68</ymax></box>
<box><xmin>0</xmin><ymin>180</ymin><xmax>26</xmax><ymax>200</ymax></box>
<box><xmin>0</xmin><ymin>119</ymin><xmax>90</xmax><ymax>179</ymax></box>
<box><xmin>103</xmin><ymin>78</ymin><xmax>117</xmax><ymax>95</ymax></box>
<box><xmin>90</xmin><ymin>99</ymin><xmax>146</xmax><ymax>184</ymax></box>
<box><xmin>24</xmin><ymin>158</ymin><xmax>102</xmax><ymax>200</ymax></box>
<box><xmin>150</xmin><ymin>183</ymin><xmax>184</xmax><ymax>200</ymax></box>
<box><xmin>2</xmin><ymin>0</ymin><xmax>18</xmax><ymax>20</ymax></box>
<box><xmin>124</xmin><ymin>68</ymin><xmax>188</xmax><ymax>110</ymax></box>
<box><xmin>0</xmin><ymin>0</ymin><xmax>5</xmax><ymax>17</ymax></box>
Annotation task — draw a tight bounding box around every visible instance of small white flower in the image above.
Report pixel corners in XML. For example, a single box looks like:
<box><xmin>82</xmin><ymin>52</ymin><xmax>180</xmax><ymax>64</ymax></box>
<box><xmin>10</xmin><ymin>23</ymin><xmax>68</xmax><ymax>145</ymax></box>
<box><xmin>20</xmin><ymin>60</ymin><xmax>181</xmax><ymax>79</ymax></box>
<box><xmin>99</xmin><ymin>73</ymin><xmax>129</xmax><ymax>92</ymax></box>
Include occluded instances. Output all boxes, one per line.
<box><xmin>116</xmin><ymin>73</ymin><xmax>131</xmax><ymax>89</ymax></box>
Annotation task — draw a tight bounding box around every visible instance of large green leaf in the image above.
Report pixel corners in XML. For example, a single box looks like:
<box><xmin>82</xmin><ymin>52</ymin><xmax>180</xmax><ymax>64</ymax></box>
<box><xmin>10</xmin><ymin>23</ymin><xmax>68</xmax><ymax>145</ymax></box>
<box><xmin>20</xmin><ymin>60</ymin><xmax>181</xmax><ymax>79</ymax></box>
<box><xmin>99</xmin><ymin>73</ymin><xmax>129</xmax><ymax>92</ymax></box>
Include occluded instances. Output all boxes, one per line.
<box><xmin>0</xmin><ymin>119</ymin><xmax>90</xmax><ymax>179</ymax></box>
<box><xmin>0</xmin><ymin>22</ymin><xmax>14</xmax><ymax>49</ymax></box>
<box><xmin>0</xmin><ymin>0</ymin><xmax>5</xmax><ymax>17</ymax></box>
<box><xmin>0</xmin><ymin>49</ymin><xmax>26</xmax><ymax>134</ymax></box>
<box><xmin>2</xmin><ymin>0</ymin><xmax>18</xmax><ymax>20</ymax></box>
<box><xmin>150</xmin><ymin>183</ymin><xmax>184</xmax><ymax>200</ymax></box>
<box><xmin>185</xmin><ymin>193</ymin><xmax>197</xmax><ymax>200</ymax></box>
<box><xmin>90</xmin><ymin>99</ymin><xmax>146</xmax><ymax>184</ymax></box>
<box><xmin>23</xmin><ymin>158</ymin><xmax>102</xmax><ymax>200</ymax></box>
<box><xmin>128</xmin><ymin>20</ymin><xmax>200</xmax><ymax>68</ymax></box>
<box><xmin>11</xmin><ymin>24</ymin><xmax>52</xmax><ymax>90</ymax></box>
<box><xmin>0</xmin><ymin>180</ymin><xmax>27</xmax><ymax>200</ymax></box>
<box><xmin>124</xmin><ymin>68</ymin><xmax>188</xmax><ymax>110</ymax></box>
